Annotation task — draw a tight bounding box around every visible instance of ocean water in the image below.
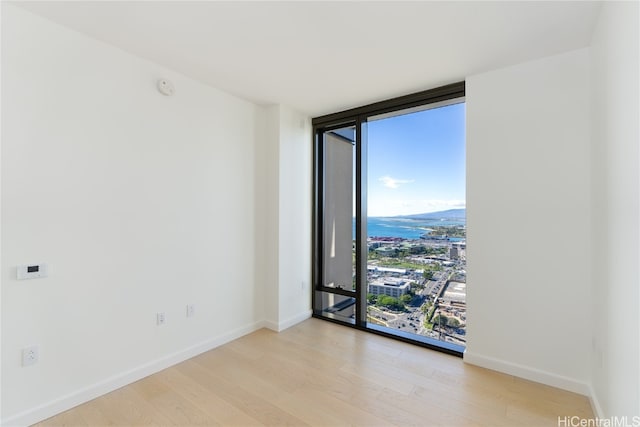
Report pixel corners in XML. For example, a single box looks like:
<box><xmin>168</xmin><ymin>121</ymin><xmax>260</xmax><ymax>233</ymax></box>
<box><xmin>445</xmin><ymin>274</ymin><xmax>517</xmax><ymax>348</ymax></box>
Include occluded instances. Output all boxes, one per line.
<box><xmin>353</xmin><ymin>217</ymin><xmax>466</xmax><ymax>240</ymax></box>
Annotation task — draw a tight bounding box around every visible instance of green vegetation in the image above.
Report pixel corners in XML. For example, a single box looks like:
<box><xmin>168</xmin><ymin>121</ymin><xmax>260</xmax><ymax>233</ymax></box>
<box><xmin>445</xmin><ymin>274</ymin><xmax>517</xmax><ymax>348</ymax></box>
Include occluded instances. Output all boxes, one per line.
<box><xmin>371</xmin><ymin>259</ymin><xmax>444</xmax><ymax>271</ymax></box>
<box><xmin>376</xmin><ymin>295</ymin><xmax>405</xmax><ymax>311</ymax></box>
<box><xmin>422</xmin><ymin>302</ymin><xmax>436</xmax><ymax>329</ymax></box>
<box><xmin>427</xmin><ymin>226</ymin><xmax>466</xmax><ymax>238</ymax></box>
<box><xmin>432</xmin><ymin>314</ymin><xmax>462</xmax><ymax>328</ymax></box>
<box><xmin>381</xmin><ymin>260</ymin><xmax>424</xmax><ymax>269</ymax></box>
<box><xmin>424</xmin><ymin>322</ymin><xmax>434</xmax><ymax>330</ymax></box>
<box><xmin>369</xmin><ymin>293</ymin><xmax>413</xmax><ymax>310</ymax></box>
<box><xmin>422</xmin><ymin>263</ymin><xmax>442</xmax><ymax>279</ymax></box>
<box><xmin>421</xmin><ymin>301</ymin><xmax>433</xmax><ymax>314</ymax></box>
<box><xmin>424</xmin><ymin>247</ymin><xmax>448</xmax><ymax>255</ymax></box>
<box><xmin>411</xmin><ymin>282</ymin><xmax>425</xmax><ymax>291</ymax></box>
<box><xmin>432</xmin><ymin>314</ymin><xmax>448</xmax><ymax>326</ymax></box>
<box><xmin>367</xmin><ymin>293</ymin><xmax>377</xmax><ymax>304</ymax></box>
<box><xmin>368</xmin><ymin>245</ymin><xmax>447</xmax><ymax>262</ymax></box>
<box><xmin>448</xmin><ymin>317</ymin><xmax>461</xmax><ymax>328</ymax></box>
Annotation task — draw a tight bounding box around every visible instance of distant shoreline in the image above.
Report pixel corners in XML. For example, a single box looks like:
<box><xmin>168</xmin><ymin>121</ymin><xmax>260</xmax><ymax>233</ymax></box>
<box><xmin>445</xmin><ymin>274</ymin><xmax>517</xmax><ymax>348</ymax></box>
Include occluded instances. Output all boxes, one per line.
<box><xmin>354</xmin><ymin>216</ymin><xmax>465</xmax><ymax>240</ymax></box>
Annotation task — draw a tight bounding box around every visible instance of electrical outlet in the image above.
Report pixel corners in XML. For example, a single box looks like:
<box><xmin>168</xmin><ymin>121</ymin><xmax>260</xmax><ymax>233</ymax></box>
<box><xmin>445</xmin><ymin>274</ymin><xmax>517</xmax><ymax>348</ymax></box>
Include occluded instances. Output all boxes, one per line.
<box><xmin>22</xmin><ymin>346</ymin><xmax>39</xmax><ymax>367</ymax></box>
<box><xmin>186</xmin><ymin>304</ymin><xmax>195</xmax><ymax>318</ymax></box>
<box><xmin>156</xmin><ymin>312</ymin><xmax>166</xmax><ymax>326</ymax></box>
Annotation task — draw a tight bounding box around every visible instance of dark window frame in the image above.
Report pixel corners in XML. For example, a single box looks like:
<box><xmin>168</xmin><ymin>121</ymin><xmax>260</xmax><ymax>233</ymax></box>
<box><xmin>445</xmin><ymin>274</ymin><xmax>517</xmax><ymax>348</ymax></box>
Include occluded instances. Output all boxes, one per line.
<box><xmin>312</xmin><ymin>81</ymin><xmax>466</xmax><ymax>357</ymax></box>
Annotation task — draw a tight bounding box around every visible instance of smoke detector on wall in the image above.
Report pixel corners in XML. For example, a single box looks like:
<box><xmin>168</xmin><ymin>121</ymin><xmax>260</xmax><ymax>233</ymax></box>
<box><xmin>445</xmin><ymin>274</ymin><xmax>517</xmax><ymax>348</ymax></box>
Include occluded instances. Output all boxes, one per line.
<box><xmin>157</xmin><ymin>79</ymin><xmax>175</xmax><ymax>96</ymax></box>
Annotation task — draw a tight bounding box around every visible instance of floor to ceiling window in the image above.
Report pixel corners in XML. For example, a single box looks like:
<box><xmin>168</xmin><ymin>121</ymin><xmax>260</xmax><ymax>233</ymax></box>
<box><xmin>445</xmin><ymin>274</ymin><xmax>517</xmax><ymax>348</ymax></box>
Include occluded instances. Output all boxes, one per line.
<box><xmin>313</xmin><ymin>82</ymin><xmax>466</xmax><ymax>355</ymax></box>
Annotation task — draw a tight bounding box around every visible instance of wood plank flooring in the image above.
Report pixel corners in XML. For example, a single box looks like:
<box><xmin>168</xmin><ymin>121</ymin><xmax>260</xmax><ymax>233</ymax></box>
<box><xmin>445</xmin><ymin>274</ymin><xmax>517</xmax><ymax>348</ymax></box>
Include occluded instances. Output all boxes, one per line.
<box><xmin>35</xmin><ymin>318</ymin><xmax>593</xmax><ymax>426</ymax></box>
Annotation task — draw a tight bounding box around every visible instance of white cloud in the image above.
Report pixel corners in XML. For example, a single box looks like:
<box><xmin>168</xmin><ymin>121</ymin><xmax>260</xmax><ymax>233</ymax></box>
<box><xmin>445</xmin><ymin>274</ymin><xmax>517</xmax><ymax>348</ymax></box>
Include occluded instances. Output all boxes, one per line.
<box><xmin>379</xmin><ymin>175</ymin><xmax>414</xmax><ymax>189</ymax></box>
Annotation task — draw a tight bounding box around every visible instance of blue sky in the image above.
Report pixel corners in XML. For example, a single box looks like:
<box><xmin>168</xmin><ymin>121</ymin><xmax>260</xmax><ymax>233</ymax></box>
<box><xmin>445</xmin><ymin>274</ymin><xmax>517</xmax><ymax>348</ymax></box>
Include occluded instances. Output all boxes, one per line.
<box><xmin>367</xmin><ymin>102</ymin><xmax>466</xmax><ymax>217</ymax></box>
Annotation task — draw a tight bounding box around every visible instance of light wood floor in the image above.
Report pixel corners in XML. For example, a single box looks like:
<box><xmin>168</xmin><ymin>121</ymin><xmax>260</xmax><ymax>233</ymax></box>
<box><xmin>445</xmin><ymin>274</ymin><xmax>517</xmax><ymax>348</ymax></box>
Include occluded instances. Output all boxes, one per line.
<box><xmin>35</xmin><ymin>318</ymin><xmax>593</xmax><ymax>426</ymax></box>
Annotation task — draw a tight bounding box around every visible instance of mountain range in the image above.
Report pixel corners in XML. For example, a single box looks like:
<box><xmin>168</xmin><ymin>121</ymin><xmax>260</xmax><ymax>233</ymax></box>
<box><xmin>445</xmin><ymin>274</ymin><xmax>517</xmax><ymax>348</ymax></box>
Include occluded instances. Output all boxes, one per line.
<box><xmin>394</xmin><ymin>208</ymin><xmax>466</xmax><ymax>220</ymax></box>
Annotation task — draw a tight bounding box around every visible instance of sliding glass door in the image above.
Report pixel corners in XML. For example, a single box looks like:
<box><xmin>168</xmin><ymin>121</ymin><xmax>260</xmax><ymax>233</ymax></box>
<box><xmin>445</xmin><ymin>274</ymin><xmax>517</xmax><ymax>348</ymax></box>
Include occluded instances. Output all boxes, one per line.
<box><xmin>313</xmin><ymin>82</ymin><xmax>466</xmax><ymax>355</ymax></box>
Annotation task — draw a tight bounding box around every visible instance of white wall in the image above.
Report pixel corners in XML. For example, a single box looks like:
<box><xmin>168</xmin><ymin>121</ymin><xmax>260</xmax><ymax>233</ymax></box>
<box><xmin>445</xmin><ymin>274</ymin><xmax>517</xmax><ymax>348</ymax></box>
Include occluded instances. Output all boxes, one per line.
<box><xmin>1</xmin><ymin>5</ymin><xmax>262</xmax><ymax>425</ymax></box>
<box><xmin>465</xmin><ymin>48</ymin><xmax>592</xmax><ymax>394</ymax></box>
<box><xmin>277</xmin><ymin>106</ymin><xmax>312</xmax><ymax>328</ymax></box>
<box><xmin>255</xmin><ymin>105</ymin><xmax>280</xmax><ymax>327</ymax></box>
<box><xmin>256</xmin><ymin>105</ymin><xmax>312</xmax><ymax>331</ymax></box>
<box><xmin>590</xmin><ymin>1</ymin><xmax>640</xmax><ymax>418</ymax></box>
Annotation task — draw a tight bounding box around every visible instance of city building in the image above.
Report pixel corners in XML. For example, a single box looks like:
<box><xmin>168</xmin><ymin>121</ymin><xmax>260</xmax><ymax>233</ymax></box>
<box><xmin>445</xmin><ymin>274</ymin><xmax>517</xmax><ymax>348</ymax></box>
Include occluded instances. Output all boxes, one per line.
<box><xmin>449</xmin><ymin>246</ymin><xmax>459</xmax><ymax>260</ymax></box>
<box><xmin>367</xmin><ymin>266</ymin><xmax>407</xmax><ymax>275</ymax></box>
<box><xmin>374</xmin><ymin>246</ymin><xmax>397</xmax><ymax>257</ymax></box>
<box><xmin>368</xmin><ymin>277</ymin><xmax>411</xmax><ymax>298</ymax></box>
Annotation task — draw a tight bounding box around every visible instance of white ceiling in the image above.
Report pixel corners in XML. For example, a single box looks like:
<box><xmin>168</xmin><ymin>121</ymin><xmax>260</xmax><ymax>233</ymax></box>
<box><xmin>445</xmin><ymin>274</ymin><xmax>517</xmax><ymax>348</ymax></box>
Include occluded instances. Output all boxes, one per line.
<box><xmin>13</xmin><ymin>1</ymin><xmax>601</xmax><ymax>117</ymax></box>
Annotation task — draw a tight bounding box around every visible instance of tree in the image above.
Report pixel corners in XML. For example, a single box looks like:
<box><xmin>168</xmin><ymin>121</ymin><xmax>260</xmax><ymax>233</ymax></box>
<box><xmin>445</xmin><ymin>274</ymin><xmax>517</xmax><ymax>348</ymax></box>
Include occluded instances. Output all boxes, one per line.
<box><xmin>448</xmin><ymin>317</ymin><xmax>461</xmax><ymax>328</ymax></box>
<box><xmin>433</xmin><ymin>314</ymin><xmax>449</xmax><ymax>327</ymax></box>
<box><xmin>424</xmin><ymin>321</ymin><xmax>434</xmax><ymax>330</ymax></box>
<box><xmin>400</xmin><ymin>294</ymin><xmax>412</xmax><ymax>304</ymax></box>
<box><xmin>367</xmin><ymin>293</ymin><xmax>377</xmax><ymax>304</ymax></box>
<box><xmin>376</xmin><ymin>295</ymin><xmax>405</xmax><ymax>311</ymax></box>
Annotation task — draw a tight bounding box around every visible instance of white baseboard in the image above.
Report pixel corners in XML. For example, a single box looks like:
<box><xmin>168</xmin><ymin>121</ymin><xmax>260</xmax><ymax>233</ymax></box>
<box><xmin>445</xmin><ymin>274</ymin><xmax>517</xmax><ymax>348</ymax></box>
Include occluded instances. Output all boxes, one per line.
<box><xmin>277</xmin><ymin>310</ymin><xmax>312</xmax><ymax>332</ymax></box>
<box><xmin>463</xmin><ymin>350</ymin><xmax>590</xmax><ymax>396</ymax></box>
<box><xmin>587</xmin><ymin>383</ymin><xmax>605</xmax><ymax>418</ymax></box>
<box><xmin>263</xmin><ymin>319</ymin><xmax>280</xmax><ymax>331</ymax></box>
<box><xmin>4</xmin><ymin>319</ymin><xmax>601</xmax><ymax>426</ymax></box>
<box><xmin>263</xmin><ymin>310</ymin><xmax>312</xmax><ymax>332</ymax></box>
<box><xmin>2</xmin><ymin>320</ymin><xmax>266</xmax><ymax>427</ymax></box>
